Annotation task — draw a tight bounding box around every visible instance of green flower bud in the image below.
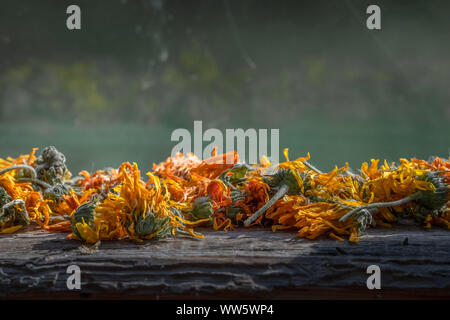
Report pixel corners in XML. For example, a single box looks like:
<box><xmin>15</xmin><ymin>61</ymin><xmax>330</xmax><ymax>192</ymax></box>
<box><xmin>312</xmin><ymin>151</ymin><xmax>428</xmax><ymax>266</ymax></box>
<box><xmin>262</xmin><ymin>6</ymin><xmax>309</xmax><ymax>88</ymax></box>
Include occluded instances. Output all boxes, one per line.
<box><xmin>191</xmin><ymin>196</ymin><xmax>214</xmax><ymax>220</ymax></box>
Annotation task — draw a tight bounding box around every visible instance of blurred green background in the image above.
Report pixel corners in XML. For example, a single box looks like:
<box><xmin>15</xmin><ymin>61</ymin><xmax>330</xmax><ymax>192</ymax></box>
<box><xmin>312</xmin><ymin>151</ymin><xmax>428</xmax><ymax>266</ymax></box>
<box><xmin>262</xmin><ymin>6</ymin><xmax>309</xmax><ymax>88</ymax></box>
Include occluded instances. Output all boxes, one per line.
<box><xmin>0</xmin><ymin>0</ymin><xmax>449</xmax><ymax>174</ymax></box>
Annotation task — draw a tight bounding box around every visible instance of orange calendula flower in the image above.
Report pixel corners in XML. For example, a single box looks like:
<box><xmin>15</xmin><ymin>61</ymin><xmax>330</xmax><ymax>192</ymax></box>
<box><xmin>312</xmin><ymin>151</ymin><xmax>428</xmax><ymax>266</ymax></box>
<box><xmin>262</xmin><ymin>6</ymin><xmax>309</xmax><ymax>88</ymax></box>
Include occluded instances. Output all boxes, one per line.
<box><xmin>0</xmin><ymin>146</ymin><xmax>448</xmax><ymax>244</ymax></box>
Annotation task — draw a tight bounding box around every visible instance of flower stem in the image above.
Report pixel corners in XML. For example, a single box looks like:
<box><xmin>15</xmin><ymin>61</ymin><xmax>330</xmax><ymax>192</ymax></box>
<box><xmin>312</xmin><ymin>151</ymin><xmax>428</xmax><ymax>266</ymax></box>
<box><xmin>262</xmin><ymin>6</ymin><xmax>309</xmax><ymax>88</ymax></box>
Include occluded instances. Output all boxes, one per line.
<box><xmin>16</xmin><ymin>178</ymin><xmax>51</xmax><ymax>189</ymax></box>
<box><xmin>0</xmin><ymin>165</ymin><xmax>37</xmax><ymax>180</ymax></box>
<box><xmin>303</xmin><ymin>161</ymin><xmax>322</xmax><ymax>174</ymax></box>
<box><xmin>339</xmin><ymin>192</ymin><xmax>421</xmax><ymax>222</ymax></box>
<box><xmin>244</xmin><ymin>184</ymin><xmax>289</xmax><ymax>226</ymax></box>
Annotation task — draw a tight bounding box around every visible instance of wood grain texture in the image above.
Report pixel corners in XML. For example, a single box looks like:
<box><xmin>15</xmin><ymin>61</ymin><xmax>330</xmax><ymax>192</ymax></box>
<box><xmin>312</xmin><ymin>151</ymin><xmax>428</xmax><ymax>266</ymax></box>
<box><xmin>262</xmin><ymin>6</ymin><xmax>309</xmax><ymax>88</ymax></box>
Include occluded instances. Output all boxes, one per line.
<box><xmin>0</xmin><ymin>224</ymin><xmax>449</xmax><ymax>299</ymax></box>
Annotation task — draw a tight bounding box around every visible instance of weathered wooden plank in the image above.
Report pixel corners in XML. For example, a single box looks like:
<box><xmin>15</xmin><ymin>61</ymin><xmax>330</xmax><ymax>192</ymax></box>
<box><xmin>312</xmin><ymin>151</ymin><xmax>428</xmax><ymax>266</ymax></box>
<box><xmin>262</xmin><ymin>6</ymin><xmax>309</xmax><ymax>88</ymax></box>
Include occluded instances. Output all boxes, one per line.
<box><xmin>0</xmin><ymin>224</ymin><xmax>449</xmax><ymax>299</ymax></box>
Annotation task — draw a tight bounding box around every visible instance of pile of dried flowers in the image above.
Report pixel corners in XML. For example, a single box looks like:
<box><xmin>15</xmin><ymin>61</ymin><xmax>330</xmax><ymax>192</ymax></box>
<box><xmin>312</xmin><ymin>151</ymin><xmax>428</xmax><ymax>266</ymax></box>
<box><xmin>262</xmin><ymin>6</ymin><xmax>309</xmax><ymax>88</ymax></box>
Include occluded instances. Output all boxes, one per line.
<box><xmin>0</xmin><ymin>146</ymin><xmax>448</xmax><ymax>244</ymax></box>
